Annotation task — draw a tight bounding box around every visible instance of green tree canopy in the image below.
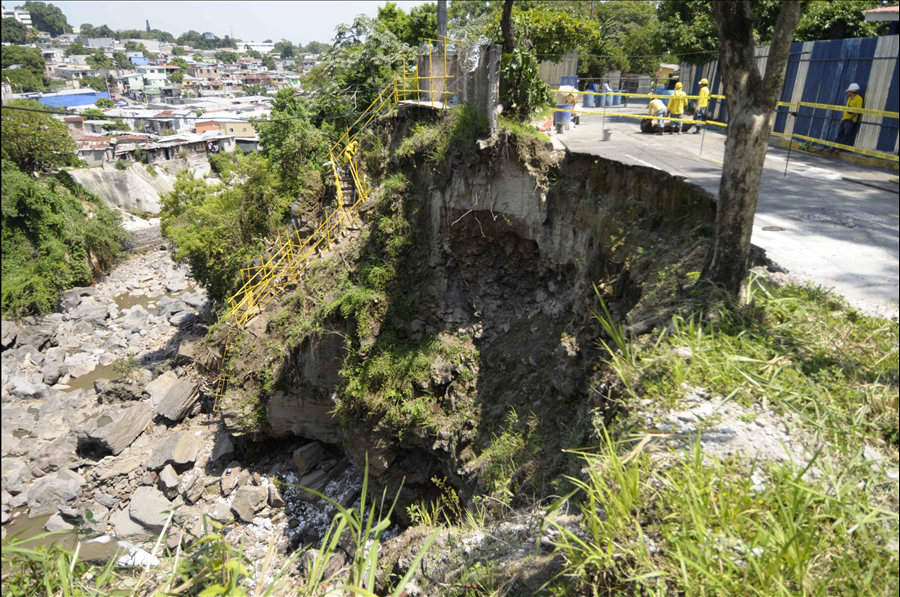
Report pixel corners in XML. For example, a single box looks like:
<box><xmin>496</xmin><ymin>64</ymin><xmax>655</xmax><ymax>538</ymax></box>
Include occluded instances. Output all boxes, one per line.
<box><xmin>171</xmin><ymin>56</ymin><xmax>189</xmax><ymax>72</ymax></box>
<box><xmin>245</xmin><ymin>48</ymin><xmax>263</xmax><ymax>59</ymax></box>
<box><xmin>2</xmin><ymin>17</ymin><xmax>27</xmax><ymax>44</ymax></box>
<box><xmin>1</xmin><ymin>99</ymin><xmax>77</xmax><ymax>172</ymax></box>
<box><xmin>20</xmin><ymin>1</ymin><xmax>71</xmax><ymax>36</ymax></box>
<box><xmin>124</xmin><ymin>40</ymin><xmax>147</xmax><ymax>53</ymax></box>
<box><xmin>795</xmin><ymin>0</ymin><xmax>887</xmax><ymax>41</ymax></box>
<box><xmin>301</xmin><ymin>40</ymin><xmax>329</xmax><ymax>54</ymax></box>
<box><xmin>65</xmin><ymin>42</ymin><xmax>87</xmax><ymax>56</ymax></box>
<box><xmin>274</xmin><ymin>39</ymin><xmax>295</xmax><ymax>58</ymax></box>
<box><xmin>95</xmin><ymin>97</ymin><xmax>113</xmax><ymax>108</ymax></box>
<box><xmin>261</xmin><ymin>55</ymin><xmax>277</xmax><ymax>70</ymax></box>
<box><xmin>172</xmin><ymin>45</ymin><xmax>186</xmax><ymax>56</ymax></box>
<box><xmin>2</xmin><ymin>45</ymin><xmax>46</xmax><ymax>77</ymax></box>
<box><xmin>215</xmin><ymin>50</ymin><xmax>239</xmax><ymax>64</ymax></box>
<box><xmin>113</xmin><ymin>52</ymin><xmax>130</xmax><ymax>68</ymax></box>
<box><xmin>377</xmin><ymin>1</ymin><xmax>438</xmax><ymax>46</ymax></box>
<box><xmin>3</xmin><ymin>68</ymin><xmax>45</xmax><ymax>92</ymax></box>
<box><xmin>86</xmin><ymin>49</ymin><xmax>114</xmax><ymax>69</ymax></box>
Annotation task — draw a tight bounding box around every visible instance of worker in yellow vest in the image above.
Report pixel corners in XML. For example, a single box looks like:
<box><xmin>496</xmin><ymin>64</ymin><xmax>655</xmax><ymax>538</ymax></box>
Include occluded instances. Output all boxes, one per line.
<box><xmin>648</xmin><ymin>97</ymin><xmax>668</xmax><ymax>135</ymax></box>
<box><xmin>667</xmin><ymin>82</ymin><xmax>688</xmax><ymax>134</ymax></box>
<box><xmin>836</xmin><ymin>83</ymin><xmax>864</xmax><ymax>148</ymax></box>
<box><xmin>693</xmin><ymin>78</ymin><xmax>710</xmax><ymax>134</ymax></box>
<box><xmin>342</xmin><ymin>139</ymin><xmax>359</xmax><ymax>175</ymax></box>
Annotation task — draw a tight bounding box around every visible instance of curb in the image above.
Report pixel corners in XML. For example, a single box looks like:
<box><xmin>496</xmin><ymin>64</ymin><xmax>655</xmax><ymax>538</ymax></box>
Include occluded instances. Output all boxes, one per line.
<box><xmin>774</xmin><ymin>138</ymin><xmax>899</xmax><ymax>173</ymax></box>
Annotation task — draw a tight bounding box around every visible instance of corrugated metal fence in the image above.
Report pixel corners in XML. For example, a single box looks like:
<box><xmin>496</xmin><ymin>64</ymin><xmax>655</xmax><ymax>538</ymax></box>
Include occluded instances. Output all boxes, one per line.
<box><xmin>681</xmin><ymin>35</ymin><xmax>899</xmax><ymax>155</ymax></box>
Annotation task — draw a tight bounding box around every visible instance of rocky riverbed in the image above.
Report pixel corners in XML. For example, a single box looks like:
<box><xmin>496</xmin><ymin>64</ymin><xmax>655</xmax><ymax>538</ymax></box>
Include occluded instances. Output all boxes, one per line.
<box><xmin>0</xmin><ymin>249</ymin><xmax>362</xmax><ymax>577</ymax></box>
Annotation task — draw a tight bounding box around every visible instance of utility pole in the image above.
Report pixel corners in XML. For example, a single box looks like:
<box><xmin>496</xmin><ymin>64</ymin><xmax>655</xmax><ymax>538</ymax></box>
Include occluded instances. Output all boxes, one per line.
<box><xmin>590</xmin><ymin>0</ymin><xmax>594</xmax><ymax>20</ymax></box>
<box><xmin>437</xmin><ymin>0</ymin><xmax>447</xmax><ymax>41</ymax></box>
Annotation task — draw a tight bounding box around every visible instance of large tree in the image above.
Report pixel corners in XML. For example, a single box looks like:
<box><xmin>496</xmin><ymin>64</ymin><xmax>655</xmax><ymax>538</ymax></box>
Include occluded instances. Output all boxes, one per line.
<box><xmin>703</xmin><ymin>0</ymin><xmax>803</xmax><ymax>299</ymax></box>
<box><xmin>19</xmin><ymin>1</ymin><xmax>71</xmax><ymax>36</ymax></box>
<box><xmin>1</xmin><ymin>99</ymin><xmax>77</xmax><ymax>172</ymax></box>
<box><xmin>2</xmin><ymin>17</ymin><xmax>27</xmax><ymax>44</ymax></box>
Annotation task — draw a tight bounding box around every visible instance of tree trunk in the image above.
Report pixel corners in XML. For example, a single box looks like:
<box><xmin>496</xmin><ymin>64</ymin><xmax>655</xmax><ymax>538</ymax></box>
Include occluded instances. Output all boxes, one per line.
<box><xmin>437</xmin><ymin>0</ymin><xmax>448</xmax><ymax>42</ymax></box>
<box><xmin>704</xmin><ymin>0</ymin><xmax>802</xmax><ymax>300</ymax></box>
<box><xmin>501</xmin><ymin>0</ymin><xmax>515</xmax><ymax>54</ymax></box>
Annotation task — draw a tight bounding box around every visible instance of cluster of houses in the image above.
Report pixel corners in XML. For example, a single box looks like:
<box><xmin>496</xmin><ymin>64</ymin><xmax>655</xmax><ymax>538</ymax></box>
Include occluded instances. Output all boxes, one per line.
<box><xmin>56</xmin><ymin>94</ymin><xmax>277</xmax><ymax>167</ymax></box>
<box><xmin>2</xmin><ymin>14</ymin><xmax>326</xmax><ymax>169</ymax></box>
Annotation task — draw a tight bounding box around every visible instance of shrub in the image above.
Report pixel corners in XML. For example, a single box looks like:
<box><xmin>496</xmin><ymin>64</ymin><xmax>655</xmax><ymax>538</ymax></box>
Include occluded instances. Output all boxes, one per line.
<box><xmin>115</xmin><ymin>160</ymin><xmax>129</xmax><ymax>170</ymax></box>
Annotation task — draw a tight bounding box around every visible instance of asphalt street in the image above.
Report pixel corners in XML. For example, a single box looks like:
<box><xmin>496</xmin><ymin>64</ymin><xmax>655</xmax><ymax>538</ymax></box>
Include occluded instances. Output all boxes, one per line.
<box><xmin>554</xmin><ymin>108</ymin><xmax>899</xmax><ymax>318</ymax></box>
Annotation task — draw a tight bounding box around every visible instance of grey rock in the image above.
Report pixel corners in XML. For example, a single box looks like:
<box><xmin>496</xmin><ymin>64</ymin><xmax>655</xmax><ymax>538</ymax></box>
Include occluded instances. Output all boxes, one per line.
<box><xmin>42</xmin><ymin>360</ymin><xmax>66</xmax><ymax>386</ymax></box>
<box><xmin>183</xmin><ymin>474</ymin><xmax>205</xmax><ymax>504</ymax></box>
<box><xmin>1</xmin><ymin>320</ymin><xmax>19</xmax><ymax>350</ymax></box>
<box><xmin>231</xmin><ymin>485</ymin><xmax>268</xmax><ymax>522</ymax></box>
<box><xmin>73</xmin><ymin>304</ymin><xmax>109</xmax><ymax>325</ymax></box>
<box><xmin>76</xmin><ymin>403</ymin><xmax>152</xmax><ymax>456</ymax></box>
<box><xmin>296</xmin><ymin>469</ymin><xmax>329</xmax><ymax>503</ymax></box>
<box><xmin>173</xmin><ymin>338</ymin><xmax>202</xmax><ymax>366</ymax></box>
<box><xmin>292</xmin><ymin>442</ymin><xmax>326</xmax><ymax>476</ymax></box>
<box><xmin>158</xmin><ymin>465</ymin><xmax>179</xmax><ymax>499</ymax></box>
<box><xmin>109</xmin><ymin>506</ymin><xmax>153</xmax><ymax>541</ymax></box>
<box><xmin>267</xmin><ymin>484</ymin><xmax>285</xmax><ymax>508</ymax></box>
<box><xmin>168</xmin><ymin>311</ymin><xmax>197</xmax><ymax>328</ymax></box>
<box><xmin>120</xmin><ymin>306</ymin><xmax>151</xmax><ymax>331</ymax></box>
<box><xmin>129</xmin><ymin>486</ymin><xmax>173</xmax><ymax>532</ymax></box>
<box><xmin>11</xmin><ymin>382</ymin><xmax>52</xmax><ymax>400</ymax></box>
<box><xmin>180</xmin><ymin>291</ymin><xmax>207</xmax><ymax>310</ymax></box>
<box><xmin>210</xmin><ymin>432</ymin><xmax>235</xmax><ymax>463</ymax></box>
<box><xmin>65</xmin><ymin>352</ymin><xmax>96</xmax><ymax>379</ymax></box>
<box><xmin>94</xmin><ymin>379</ymin><xmax>148</xmax><ymax>403</ymax></box>
<box><xmin>27</xmin><ymin>472</ymin><xmax>83</xmax><ymax>517</ymax></box>
<box><xmin>146</xmin><ymin>432</ymin><xmax>201</xmax><ymax>471</ymax></box>
<box><xmin>93</xmin><ymin>489</ymin><xmax>118</xmax><ymax>509</ymax></box>
<box><xmin>156</xmin><ymin>296</ymin><xmax>187</xmax><ymax>318</ymax></box>
<box><xmin>206</xmin><ymin>500</ymin><xmax>234</xmax><ymax>523</ymax></box>
<box><xmin>155</xmin><ymin>379</ymin><xmax>199</xmax><ymax>422</ymax></box>
<box><xmin>44</xmin><ymin>512</ymin><xmax>74</xmax><ymax>532</ymax></box>
<box><xmin>221</xmin><ymin>467</ymin><xmax>240</xmax><ymax>496</ymax></box>
<box><xmin>145</xmin><ymin>371</ymin><xmax>179</xmax><ymax>408</ymax></box>
<box><xmin>15</xmin><ymin>325</ymin><xmax>54</xmax><ymax>351</ymax></box>
<box><xmin>165</xmin><ymin>280</ymin><xmax>188</xmax><ymax>293</ymax></box>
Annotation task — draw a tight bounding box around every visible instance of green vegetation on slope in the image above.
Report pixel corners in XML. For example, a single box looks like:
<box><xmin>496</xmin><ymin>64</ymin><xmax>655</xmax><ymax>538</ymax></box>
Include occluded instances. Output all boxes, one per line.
<box><xmin>1</xmin><ymin>161</ymin><xmax>126</xmax><ymax>316</ymax></box>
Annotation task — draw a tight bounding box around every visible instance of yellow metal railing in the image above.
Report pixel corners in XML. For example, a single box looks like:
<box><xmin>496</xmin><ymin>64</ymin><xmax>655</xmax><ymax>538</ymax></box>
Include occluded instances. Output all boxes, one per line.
<box><xmin>212</xmin><ymin>45</ymin><xmax>459</xmax><ymax>413</ymax></box>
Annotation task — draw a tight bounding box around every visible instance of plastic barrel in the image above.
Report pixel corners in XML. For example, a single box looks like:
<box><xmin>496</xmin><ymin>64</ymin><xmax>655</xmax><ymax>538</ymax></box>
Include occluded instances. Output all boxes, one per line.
<box><xmin>657</xmin><ymin>89</ymin><xmax>675</xmax><ymax>107</ymax></box>
<box><xmin>611</xmin><ymin>91</ymin><xmax>622</xmax><ymax>106</ymax></box>
<box><xmin>583</xmin><ymin>90</ymin><xmax>594</xmax><ymax>108</ymax></box>
<box><xmin>554</xmin><ymin>104</ymin><xmax>573</xmax><ymax>127</ymax></box>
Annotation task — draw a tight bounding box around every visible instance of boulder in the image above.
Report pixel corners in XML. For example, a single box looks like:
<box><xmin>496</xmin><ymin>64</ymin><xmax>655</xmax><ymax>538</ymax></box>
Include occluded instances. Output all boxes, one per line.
<box><xmin>173</xmin><ymin>338</ymin><xmax>202</xmax><ymax>366</ymax></box>
<box><xmin>155</xmin><ymin>380</ymin><xmax>199</xmax><ymax>422</ymax></box>
<box><xmin>61</xmin><ymin>286</ymin><xmax>95</xmax><ymax>309</ymax></box>
<box><xmin>44</xmin><ymin>512</ymin><xmax>75</xmax><ymax>532</ymax></box>
<box><xmin>15</xmin><ymin>325</ymin><xmax>54</xmax><ymax>351</ymax></box>
<box><xmin>72</xmin><ymin>304</ymin><xmax>109</xmax><ymax>325</ymax></box>
<box><xmin>158</xmin><ymin>464</ymin><xmax>179</xmax><ymax>500</ymax></box>
<box><xmin>292</xmin><ymin>442</ymin><xmax>326</xmax><ymax>476</ymax></box>
<box><xmin>183</xmin><ymin>474</ymin><xmax>205</xmax><ymax>504</ymax></box>
<box><xmin>76</xmin><ymin>403</ymin><xmax>153</xmax><ymax>456</ymax></box>
<box><xmin>42</xmin><ymin>360</ymin><xmax>67</xmax><ymax>386</ymax></box>
<box><xmin>296</xmin><ymin>469</ymin><xmax>329</xmax><ymax>504</ymax></box>
<box><xmin>120</xmin><ymin>306</ymin><xmax>151</xmax><ymax>332</ymax></box>
<box><xmin>1</xmin><ymin>320</ymin><xmax>19</xmax><ymax>350</ymax></box>
<box><xmin>146</xmin><ymin>371</ymin><xmax>179</xmax><ymax>408</ymax></box>
<box><xmin>221</xmin><ymin>466</ymin><xmax>240</xmax><ymax>496</ymax></box>
<box><xmin>156</xmin><ymin>297</ymin><xmax>187</xmax><ymax>318</ymax></box>
<box><xmin>231</xmin><ymin>485</ymin><xmax>268</xmax><ymax>522</ymax></box>
<box><xmin>210</xmin><ymin>432</ymin><xmax>235</xmax><ymax>463</ymax></box>
<box><xmin>11</xmin><ymin>381</ymin><xmax>53</xmax><ymax>400</ymax></box>
<box><xmin>165</xmin><ymin>280</ymin><xmax>188</xmax><ymax>293</ymax></box>
<box><xmin>64</xmin><ymin>352</ymin><xmax>96</xmax><ymax>379</ymax></box>
<box><xmin>169</xmin><ymin>311</ymin><xmax>197</xmax><ymax>328</ymax></box>
<box><xmin>26</xmin><ymin>471</ymin><xmax>84</xmax><ymax>517</ymax></box>
<box><xmin>180</xmin><ymin>291</ymin><xmax>208</xmax><ymax>310</ymax></box>
<box><xmin>267</xmin><ymin>484</ymin><xmax>285</xmax><ymax>508</ymax></box>
<box><xmin>146</xmin><ymin>432</ymin><xmax>201</xmax><ymax>471</ymax></box>
<box><xmin>128</xmin><ymin>486</ymin><xmax>174</xmax><ymax>532</ymax></box>
<box><xmin>109</xmin><ymin>507</ymin><xmax>153</xmax><ymax>540</ymax></box>
<box><xmin>94</xmin><ymin>379</ymin><xmax>148</xmax><ymax>404</ymax></box>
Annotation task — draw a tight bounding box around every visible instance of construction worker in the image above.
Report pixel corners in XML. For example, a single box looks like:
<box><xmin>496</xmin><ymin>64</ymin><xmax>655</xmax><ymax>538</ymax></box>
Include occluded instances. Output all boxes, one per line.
<box><xmin>693</xmin><ymin>78</ymin><xmax>710</xmax><ymax>134</ymax></box>
<box><xmin>836</xmin><ymin>83</ymin><xmax>864</xmax><ymax>148</ymax></box>
<box><xmin>667</xmin><ymin>82</ymin><xmax>688</xmax><ymax>134</ymax></box>
<box><xmin>648</xmin><ymin>97</ymin><xmax>668</xmax><ymax>135</ymax></box>
<box><xmin>342</xmin><ymin>139</ymin><xmax>358</xmax><ymax>175</ymax></box>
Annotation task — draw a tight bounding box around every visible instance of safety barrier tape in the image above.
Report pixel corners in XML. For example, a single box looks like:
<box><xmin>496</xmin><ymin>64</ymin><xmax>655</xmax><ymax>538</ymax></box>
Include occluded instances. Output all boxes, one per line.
<box><xmin>789</xmin><ymin>134</ymin><xmax>899</xmax><ymax>162</ymax></box>
<box><xmin>550</xmin><ymin>106</ymin><xmax>897</xmax><ymax>161</ymax></box>
<box><xmin>549</xmin><ymin>89</ymin><xmax>899</xmax><ymax>119</ymax></box>
<box><xmin>796</xmin><ymin>101</ymin><xmax>899</xmax><ymax>119</ymax></box>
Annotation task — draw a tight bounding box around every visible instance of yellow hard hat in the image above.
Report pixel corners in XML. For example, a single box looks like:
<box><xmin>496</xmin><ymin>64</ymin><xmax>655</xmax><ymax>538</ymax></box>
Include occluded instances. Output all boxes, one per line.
<box><xmin>700</xmin><ymin>78</ymin><xmax>709</xmax><ymax>85</ymax></box>
<box><xmin>675</xmin><ymin>82</ymin><xmax>683</xmax><ymax>90</ymax></box>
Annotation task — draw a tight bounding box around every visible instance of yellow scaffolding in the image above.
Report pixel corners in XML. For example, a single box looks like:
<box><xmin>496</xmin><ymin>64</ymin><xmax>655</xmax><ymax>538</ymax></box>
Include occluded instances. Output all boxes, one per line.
<box><xmin>212</xmin><ymin>45</ymin><xmax>460</xmax><ymax>413</ymax></box>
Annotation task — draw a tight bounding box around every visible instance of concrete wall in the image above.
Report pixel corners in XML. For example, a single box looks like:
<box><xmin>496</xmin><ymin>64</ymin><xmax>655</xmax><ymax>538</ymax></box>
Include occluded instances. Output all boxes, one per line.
<box><xmin>122</xmin><ymin>226</ymin><xmax>166</xmax><ymax>253</ymax></box>
<box><xmin>69</xmin><ymin>163</ymin><xmax>177</xmax><ymax>214</ymax></box>
<box><xmin>416</xmin><ymin>44</ymin><xmax>501</xmax><ymax>132</ymax></box>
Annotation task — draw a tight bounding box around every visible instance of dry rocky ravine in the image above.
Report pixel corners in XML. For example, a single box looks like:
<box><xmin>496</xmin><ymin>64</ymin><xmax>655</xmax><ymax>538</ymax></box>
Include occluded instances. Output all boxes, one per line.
<box><xmin>1</xmin><ymin>248</ymin><xmax>363</xmax><ymax>577</ymax></box>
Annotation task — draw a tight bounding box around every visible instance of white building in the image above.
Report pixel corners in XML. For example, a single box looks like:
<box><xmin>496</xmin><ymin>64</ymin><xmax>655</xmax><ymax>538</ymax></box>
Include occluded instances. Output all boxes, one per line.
<box><xmin>1</xmin><ymin>5</ymin><xmax>32</xmax><ymax>27</ymax></box>
<box><xmin>239</xmin><ymin>41</ymin><xmax>275</xmax><ymax>54</ymax></box>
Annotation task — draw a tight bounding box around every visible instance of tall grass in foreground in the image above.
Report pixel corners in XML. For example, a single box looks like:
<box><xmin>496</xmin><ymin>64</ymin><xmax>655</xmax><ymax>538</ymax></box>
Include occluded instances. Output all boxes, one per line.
<box><xmin>548</xmin><ymin>435</ymin><xmax>899</xmax><ymax>596</ymax></box>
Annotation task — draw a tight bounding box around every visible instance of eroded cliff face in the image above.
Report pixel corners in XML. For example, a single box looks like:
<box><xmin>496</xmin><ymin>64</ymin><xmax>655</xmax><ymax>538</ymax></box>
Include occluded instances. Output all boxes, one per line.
<box><xmin>216</xmin><ymin>112</ymin><xmax>717</xmax><ymax>513</ymax></box>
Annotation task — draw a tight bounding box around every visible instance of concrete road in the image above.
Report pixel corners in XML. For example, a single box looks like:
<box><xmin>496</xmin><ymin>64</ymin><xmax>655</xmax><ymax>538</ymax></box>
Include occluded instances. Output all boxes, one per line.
<box><xmin>554</xmin><ymin>109</ymin><xmax>899</xmax><ymax>318</ymax></box>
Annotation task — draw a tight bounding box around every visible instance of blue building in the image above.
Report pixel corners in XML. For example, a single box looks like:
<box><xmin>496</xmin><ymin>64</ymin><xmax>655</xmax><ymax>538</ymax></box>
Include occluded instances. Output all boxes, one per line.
<box><xmin>203</xmin><ymin>32</ymin><xmax>215</xmax><ymax>40</ymax></box>
<box><xmin>33</xmin><ymin>89</ymin><xmax>110</xmax><ymax>108</ymax></box>
<box><xmin>129</xmin><ymin>56</ymin><xmax>150</xmax><ymax>66</ymax></box>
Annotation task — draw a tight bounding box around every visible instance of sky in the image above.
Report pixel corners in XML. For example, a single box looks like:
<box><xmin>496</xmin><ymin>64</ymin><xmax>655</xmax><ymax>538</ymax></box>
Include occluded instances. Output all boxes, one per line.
<box><xmin>52</xmin><ymin>1</ymin><xmax>432</xmax><ymax>44</ymax></box>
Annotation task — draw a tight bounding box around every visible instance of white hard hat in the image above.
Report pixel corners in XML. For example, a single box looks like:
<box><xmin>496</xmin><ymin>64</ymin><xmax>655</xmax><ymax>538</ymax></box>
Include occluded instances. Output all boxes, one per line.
<box><xmin>847</xmin><ymin>83</ymin><xmax>860</xmax><ymax>92</ymax></box>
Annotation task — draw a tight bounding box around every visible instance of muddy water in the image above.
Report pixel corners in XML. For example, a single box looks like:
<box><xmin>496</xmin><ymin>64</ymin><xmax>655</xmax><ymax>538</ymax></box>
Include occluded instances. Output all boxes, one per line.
<box><xmin>3</xmin><ymin>511</ymin><xmax>124</xmax><ymax>562</ymax></box>
<box><xmin>59</xmin><ymin>362</ymin><xmax>122</xmax><ymax>394</ymax></box>
<box><xmin>112</xmin><ymin>292</ymin><xmax>160</xmax><ymax>313</ymax></box>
